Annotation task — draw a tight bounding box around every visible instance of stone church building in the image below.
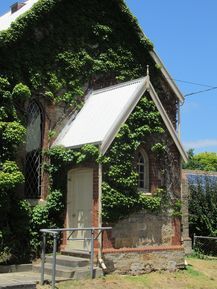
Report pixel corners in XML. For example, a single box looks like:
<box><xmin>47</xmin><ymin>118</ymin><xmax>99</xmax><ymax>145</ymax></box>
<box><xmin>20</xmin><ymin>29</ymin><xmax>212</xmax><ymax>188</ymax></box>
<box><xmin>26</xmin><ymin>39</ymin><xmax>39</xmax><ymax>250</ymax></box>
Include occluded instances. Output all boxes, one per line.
<box><xmin>0</xmin><ymin>0</ymin><xmax>190</xmax><ymax>273</ymax></box>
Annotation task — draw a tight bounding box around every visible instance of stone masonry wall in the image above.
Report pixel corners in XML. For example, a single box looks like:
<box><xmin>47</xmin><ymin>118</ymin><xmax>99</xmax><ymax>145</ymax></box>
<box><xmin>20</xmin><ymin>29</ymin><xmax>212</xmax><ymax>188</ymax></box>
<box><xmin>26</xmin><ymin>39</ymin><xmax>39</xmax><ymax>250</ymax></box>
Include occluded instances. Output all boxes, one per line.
<box><xmin>103</xmin><ymin>248</ymin><xmax>185</xmax><ymax>274</ymax></box>
<box><xmin>103</xmin><ymin>210</ymin><xmax>181</xmax><ymax>249</ymax></box>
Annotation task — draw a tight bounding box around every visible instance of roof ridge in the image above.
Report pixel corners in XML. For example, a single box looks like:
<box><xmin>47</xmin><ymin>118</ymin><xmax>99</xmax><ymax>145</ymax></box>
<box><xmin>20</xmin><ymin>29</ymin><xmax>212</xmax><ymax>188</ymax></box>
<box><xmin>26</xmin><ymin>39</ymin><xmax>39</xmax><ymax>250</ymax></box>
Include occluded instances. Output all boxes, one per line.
<box><xmin>93</xmin><ymin>77</ymin><xmax>146</xmax><ymax>95</ymax></box>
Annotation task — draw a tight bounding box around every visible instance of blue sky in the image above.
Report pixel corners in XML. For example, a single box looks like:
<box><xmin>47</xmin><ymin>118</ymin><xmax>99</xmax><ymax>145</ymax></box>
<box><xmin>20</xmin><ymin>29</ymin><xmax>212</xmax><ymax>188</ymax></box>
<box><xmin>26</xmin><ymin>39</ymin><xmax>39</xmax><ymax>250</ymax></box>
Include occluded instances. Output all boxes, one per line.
<box><xmin>1</xmin><ymin>1</ymin><xmax>217</xmax><ymax>154</ymax></box>
<box><xmin>125</xmin><ymin>0</ymin><xmax>217</xmax><ymax>154</ymax></box>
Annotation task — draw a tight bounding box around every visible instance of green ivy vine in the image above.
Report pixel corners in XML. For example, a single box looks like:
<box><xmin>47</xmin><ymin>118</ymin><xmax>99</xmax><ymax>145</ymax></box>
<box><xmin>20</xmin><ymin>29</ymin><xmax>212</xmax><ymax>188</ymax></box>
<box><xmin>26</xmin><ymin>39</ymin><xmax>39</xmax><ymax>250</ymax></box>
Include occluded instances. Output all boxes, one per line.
<box><xmin>44</xmin><ymin>94</ymin><xmax>168</xmax><ymax>222</ymax></box>
<box><xmin>0</xmin><ymin>0</ymin><xmax>179</xmax><ymax>262</ymax></box>
<box><xmin>0</xmin><ymin>0</ymin><xmax>155</xmax><ymax>105</ymax></box>
<box><xmin>101</xmin><ymin>94</ymin><xmax>166</xmax><ymax>222</ymax></box>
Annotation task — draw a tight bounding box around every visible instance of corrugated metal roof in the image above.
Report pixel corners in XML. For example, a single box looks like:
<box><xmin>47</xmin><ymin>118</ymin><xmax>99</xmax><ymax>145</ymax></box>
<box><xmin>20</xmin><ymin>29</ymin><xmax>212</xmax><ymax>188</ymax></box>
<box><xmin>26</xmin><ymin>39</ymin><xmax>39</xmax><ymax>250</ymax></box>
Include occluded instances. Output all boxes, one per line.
<box><xmin>0</xmin><ymin>0</ymin><xmax>39</xmax><ymax>31</ymax></box>
<box><xmin>54</xmin><ymin>76</ymin><xmax>188</xmax><ymax>162</ymax></box>
<box><xmin>54</xmin><ymin>77</ymin><xmax>147</xmax><ymax>151</ymax></box>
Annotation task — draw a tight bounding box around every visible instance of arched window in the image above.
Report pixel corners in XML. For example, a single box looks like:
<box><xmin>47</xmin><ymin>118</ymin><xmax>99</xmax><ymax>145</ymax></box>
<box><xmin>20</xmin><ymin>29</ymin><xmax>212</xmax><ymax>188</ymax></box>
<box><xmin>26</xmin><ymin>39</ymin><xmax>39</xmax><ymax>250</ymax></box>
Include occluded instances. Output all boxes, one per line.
<box><xmin>25</xmin><ymin>101</ymin><xmax>43</xmax><ymax>198</ymax></box>
<box><xmin>136</xmin><ymin>149</ymin><xmax>149</xmax><ymax>192</ymax></box>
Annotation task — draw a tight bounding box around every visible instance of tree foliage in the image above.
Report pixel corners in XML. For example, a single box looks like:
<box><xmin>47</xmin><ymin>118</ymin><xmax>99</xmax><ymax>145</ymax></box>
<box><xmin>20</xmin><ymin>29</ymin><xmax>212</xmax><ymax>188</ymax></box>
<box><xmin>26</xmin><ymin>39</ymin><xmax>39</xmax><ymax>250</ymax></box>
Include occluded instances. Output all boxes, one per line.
<box><xmin>186</xmin><ymin>150</ymin><xmax>217</xmax><ymax>240</ymax></box>
<box><xmin>0</xmin><ymin>78</ymin><xmax>28</xmax><ymax>264</ymax></box>
<box><xmin>30</xmin><ymin>190</ymin><xmax>64</xmax><ymax>256</ymax></box>
<box><xmin>189</xmin><ymin>175</ymin><xmax>217</xmax><ymax>237</ymax></box>
<box><xmin>184</xmin><ymin>150</ymin><xmax>217</xmax><ymax>171</ymax></box>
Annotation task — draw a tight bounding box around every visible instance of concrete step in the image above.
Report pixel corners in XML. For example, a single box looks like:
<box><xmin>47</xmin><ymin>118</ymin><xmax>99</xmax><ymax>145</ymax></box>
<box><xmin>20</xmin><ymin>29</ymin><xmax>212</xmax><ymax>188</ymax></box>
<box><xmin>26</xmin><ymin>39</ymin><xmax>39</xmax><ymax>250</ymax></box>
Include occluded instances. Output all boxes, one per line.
<box><xmin>73</xmin><ymin>267</ymin><xmax>103</xmax><ymax>279</ymax></box>
<box><xmin>33</xmin><ymin>263</ymin><xmax>75</xmax><ymax>278</ymax></box>
<box><xmin>61</xmin><ymin>249</ymin><xmax>90</xmax><ymax>259</ymax></box>
<box><xmin>45</xmin><ymin>254</ymin><xmax>89</xmax><ymax>268</ymax></box>
<box><xmin>32</xmin><ymin>263</ymin><xmax>103</xmax><ymax>279</ymax></box>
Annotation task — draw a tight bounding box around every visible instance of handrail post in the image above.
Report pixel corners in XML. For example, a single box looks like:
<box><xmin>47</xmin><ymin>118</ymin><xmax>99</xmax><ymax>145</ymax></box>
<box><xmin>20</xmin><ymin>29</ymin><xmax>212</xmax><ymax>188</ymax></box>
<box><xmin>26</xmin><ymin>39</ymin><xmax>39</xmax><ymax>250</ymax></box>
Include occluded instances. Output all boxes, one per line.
<box><xmin>52</xmin><ymin>232</ymin><xmax>58</xmax><ymax>289</ymax></box>
<box><xmin>40</xmin><ymin>232</ymin><xmax>46</xmax><ymax>285</ymax></box>
<box><xmin>90</xmin><ymin>229</ymin><xmax>94</xmax><ymax>279</ymax></box>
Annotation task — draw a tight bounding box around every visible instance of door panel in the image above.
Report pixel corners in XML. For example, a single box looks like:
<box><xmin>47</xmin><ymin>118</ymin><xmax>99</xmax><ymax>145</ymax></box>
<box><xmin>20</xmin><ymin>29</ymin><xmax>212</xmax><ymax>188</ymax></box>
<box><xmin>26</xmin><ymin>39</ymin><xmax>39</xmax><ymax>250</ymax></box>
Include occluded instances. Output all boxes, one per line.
<box><xmin>66</xmin><ymin>168</ymin><xmax>93</xmax><ymax>250</ymax></box>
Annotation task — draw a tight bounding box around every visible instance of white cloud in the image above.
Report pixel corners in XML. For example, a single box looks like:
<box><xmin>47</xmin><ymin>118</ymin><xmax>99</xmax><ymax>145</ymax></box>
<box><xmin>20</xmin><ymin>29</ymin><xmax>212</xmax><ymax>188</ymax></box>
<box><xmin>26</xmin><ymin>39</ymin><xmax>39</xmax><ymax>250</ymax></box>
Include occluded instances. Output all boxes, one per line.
<box><xmin>183</xmin><ymin>139</ymin><xmax>217</xmax><ymax>149</ymax></box>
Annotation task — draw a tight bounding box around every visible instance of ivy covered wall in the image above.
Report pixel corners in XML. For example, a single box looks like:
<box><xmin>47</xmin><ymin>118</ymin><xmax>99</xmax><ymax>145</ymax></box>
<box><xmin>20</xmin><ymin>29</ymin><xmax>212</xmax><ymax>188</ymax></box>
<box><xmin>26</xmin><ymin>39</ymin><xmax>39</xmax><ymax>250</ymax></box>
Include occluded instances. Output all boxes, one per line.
<box><xmin>0</xmin><ymin>0</ymin><xmax>176</xmax><ymax>115</ymax></box>
<box><xmin>0</xmin><ymin>0</ymin><xmax>181</xmax><ymax>261</ymax></box>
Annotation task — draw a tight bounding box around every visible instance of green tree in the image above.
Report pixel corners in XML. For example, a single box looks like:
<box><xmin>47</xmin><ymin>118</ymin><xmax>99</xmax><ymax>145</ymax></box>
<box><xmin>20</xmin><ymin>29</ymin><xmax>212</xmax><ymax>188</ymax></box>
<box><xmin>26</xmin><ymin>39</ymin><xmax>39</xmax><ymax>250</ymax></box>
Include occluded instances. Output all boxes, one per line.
<box><xmin>183</xmin><ymin>150</ymin><xmax>217</xmax><ymax>171</ymax></box>
<box><xmin>0</xmin><ymin>78</ymin><xmax>30</xmax><ymax>264</ymax></box>
<box><xmin>189</xmin><ymin>176</ymin><xmax>217</xmax><ymax>237</ymax></box>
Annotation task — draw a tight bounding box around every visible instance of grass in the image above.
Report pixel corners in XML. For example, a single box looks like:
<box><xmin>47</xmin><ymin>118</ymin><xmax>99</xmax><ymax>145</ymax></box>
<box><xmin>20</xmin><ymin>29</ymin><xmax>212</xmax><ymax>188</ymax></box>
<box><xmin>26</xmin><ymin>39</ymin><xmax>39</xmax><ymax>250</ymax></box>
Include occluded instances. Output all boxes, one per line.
<box><xmin>37</xmin><ymin>257</ymin><xmax>217</xmax><ymax>289</ymax></box>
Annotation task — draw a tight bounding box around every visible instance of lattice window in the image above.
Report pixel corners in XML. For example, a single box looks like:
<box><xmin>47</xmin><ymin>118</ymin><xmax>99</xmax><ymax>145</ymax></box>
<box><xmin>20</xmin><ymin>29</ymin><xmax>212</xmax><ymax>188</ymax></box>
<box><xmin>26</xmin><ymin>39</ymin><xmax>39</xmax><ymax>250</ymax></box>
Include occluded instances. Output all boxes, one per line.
<box><xmin>25</xmin><ymin>102</ymin><xmax>43</xmax><ymax>198</ymax></box>
<box><xmin>136</xmin><ymin>149</ymin><xmax>149</xmax><ymax>192</ymax></box>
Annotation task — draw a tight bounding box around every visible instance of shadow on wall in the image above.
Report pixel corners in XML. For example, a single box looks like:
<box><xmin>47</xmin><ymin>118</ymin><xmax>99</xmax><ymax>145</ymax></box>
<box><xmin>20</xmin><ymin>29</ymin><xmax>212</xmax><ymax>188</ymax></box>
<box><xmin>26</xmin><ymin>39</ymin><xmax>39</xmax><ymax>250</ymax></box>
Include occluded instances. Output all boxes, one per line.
<box><xmin>111</xmin><ymin>210</ymin><xmax>173</xmax><ymax>248</ymax></box>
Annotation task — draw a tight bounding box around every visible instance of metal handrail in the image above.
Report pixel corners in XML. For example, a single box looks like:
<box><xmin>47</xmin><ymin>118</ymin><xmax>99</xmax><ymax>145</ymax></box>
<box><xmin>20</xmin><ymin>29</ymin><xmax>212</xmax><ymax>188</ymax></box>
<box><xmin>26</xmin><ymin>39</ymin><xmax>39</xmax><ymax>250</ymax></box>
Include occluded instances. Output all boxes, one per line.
<box><xmin>40</xmin><ymin>227</ymin><xmax>112</xmax><ymax>289</ymax></box>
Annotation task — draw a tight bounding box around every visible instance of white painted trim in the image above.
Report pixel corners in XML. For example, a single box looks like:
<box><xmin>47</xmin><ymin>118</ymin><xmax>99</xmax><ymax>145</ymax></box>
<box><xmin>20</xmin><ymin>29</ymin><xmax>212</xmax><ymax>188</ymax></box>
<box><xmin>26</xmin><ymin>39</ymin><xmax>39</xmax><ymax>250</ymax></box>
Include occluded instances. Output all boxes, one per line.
<box><xmin>100</xmin><ymin>77</ymin><xmax>148</xmax><ymax>154</ymax></box>
<box><xmin>93</xmin><ymin>77</ymin><xmax>146</xmax><ymax>96</ymax></box>
<box><xmin>149</xmin><ymin>50</ymin><xmax>185</xmax><ymax>103</ymax></box>
<box><xmin>148</xmin><ymin>81</ymin><xmax>188</xmax><ymax>163</ymax></box>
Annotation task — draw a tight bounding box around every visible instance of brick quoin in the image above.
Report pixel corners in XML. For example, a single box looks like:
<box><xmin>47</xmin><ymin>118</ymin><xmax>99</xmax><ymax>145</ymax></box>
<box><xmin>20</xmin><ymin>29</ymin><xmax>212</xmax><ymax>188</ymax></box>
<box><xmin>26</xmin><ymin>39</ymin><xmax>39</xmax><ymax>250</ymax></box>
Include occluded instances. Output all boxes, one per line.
<box><xmin>40</xmin><ymin>103</ymin><xmax>55</xmax><ymax>200</ymax></box>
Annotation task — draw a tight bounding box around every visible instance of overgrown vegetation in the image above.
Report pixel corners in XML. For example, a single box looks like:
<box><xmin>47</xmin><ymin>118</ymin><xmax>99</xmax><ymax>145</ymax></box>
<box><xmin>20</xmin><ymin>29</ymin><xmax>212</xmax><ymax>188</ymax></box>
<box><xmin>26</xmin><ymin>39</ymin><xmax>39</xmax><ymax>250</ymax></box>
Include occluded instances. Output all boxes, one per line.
<box><xmin>188</xmin><ymin>174</ymin><xmax>217</xmax><ymax>255</ymax></box>
<box><xmin>101</xmin><ymin>95</ymin><xmax>166</xmax><ymax>222</ymax></box>
<box><xmin>0</xmin><ymin>0</ymin><xmax>154</xmax><ymax>105</ymax></box>
<box><xmin>30</xmin><ymin>190</ymin><xmax>64</xmax><ymax>256</ymax></box>
<box><xmin>189</xmin><ymin>175</ymin><xmax>217</xmax><ymax>237</ymax></box>
<box><xmin>45</xmin><ymin>95</ymin><xmax>174</xmax><ymax>223</ymax></box>
<box><xmin>184</xmin><ymin>149</ymin><xmax>217</xmax><ymax>255</ymax></box>
<box><xmin>0</xmin><ymin>0</ymin><xmax>177</xmax><ymax>263</ymax></box>
<box><xmin>0</xmin><ymin>78</ymin><xmax>29</xmax><ymax>264</ymax></box>
<box><xmin>184</xmin><ymin>149</ymin><xmax>217</xmax><ymax>171</ymax></box>
<box><xmin>37</xmin><ymin>258</ymin><xmax>217</xmax><ymax>289</ymax></box>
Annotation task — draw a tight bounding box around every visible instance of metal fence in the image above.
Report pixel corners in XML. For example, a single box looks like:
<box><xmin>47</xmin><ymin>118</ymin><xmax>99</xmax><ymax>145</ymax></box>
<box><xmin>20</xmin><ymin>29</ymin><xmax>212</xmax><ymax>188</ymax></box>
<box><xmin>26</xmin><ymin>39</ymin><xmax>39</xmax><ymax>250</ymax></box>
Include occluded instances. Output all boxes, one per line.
<box><xmin>193</xmin><ymin>234</ymin><xmax>217</xmax><ymax>256</ymax></box>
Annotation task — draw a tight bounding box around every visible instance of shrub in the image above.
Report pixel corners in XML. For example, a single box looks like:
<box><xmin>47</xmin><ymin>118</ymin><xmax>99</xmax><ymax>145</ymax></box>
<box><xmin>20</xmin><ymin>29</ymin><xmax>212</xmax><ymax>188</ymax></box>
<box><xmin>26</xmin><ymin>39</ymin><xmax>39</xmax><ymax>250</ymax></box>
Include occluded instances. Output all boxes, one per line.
<box><xmin>30</xmin><ymin>190</ymin><xmax>64</xmax><ymax>256</ymax></box>
<box><xmin>189</xmin><ymin>175</ymin><xmax>217</xmax><ymax>237</ymax></box>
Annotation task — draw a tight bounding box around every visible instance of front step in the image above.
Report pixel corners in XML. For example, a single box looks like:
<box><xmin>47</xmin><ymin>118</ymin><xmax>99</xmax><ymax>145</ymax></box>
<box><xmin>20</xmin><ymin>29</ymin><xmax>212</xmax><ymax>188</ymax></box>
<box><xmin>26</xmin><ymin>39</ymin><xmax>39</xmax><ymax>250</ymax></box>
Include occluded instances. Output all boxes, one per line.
<box><xmin>32</xmin><ymin>254</ymin><xmax>103</xmax><ymax>280</ymax></box>
<box><xmin>33</xmin><ymin>263</ymin><xmax>102</xmax><ymax>279</ymax></box>
<box><xmin>45</xmin><ymin>254</ymin><xmax>89</xmax><ymax>268</ymax></box>
<box><xmin>61</xmin><ymin>250</ymin><xmax>90</xmax><ymax>259</ymax></box>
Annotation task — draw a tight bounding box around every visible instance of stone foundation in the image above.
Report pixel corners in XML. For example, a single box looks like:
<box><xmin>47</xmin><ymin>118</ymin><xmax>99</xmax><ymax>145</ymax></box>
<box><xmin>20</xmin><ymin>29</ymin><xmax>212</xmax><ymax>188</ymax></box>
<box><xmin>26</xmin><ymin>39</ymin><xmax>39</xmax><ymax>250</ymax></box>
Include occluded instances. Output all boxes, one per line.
<box><xmin>103</xmin><ymin>247</ymin><xmax>185</xmax><ymax>275</ymax></box>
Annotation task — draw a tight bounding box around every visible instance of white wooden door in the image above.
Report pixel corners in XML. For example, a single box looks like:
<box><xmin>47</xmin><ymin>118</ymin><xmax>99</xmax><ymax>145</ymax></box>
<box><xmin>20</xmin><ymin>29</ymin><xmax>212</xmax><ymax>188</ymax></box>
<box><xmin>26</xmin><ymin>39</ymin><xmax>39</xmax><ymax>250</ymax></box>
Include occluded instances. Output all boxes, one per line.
<box><xmin>66</xmin><ymin>168</ymin><xmax>93</xmax><ymax>251</ymax></box>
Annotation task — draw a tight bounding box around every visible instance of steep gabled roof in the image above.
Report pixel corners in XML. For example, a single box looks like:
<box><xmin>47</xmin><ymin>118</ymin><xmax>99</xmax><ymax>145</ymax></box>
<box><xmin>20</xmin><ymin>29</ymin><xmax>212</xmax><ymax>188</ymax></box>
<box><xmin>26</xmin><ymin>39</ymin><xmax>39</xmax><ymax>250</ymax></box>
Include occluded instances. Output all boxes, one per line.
<box><xmin>149</xmin><ymin>50</ymin><xmax>184</xmax><ymax>103</ymax></box>
<box><xmin>54</xmin><ymin>77</ymin><xmax>149</xmax><ymax>153</ymax></box>
<box><xmin>54</xmin><ymin>77</ymin><xmax>188</xmax><ymax>162</ymax></box>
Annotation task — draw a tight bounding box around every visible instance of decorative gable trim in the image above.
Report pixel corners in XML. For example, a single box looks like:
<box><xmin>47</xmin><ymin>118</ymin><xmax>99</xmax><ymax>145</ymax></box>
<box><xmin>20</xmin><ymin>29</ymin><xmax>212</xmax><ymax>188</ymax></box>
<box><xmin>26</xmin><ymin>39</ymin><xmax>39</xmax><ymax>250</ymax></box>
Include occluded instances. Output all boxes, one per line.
<box><xmin>149</xmin><ymin>50</ymin><xmax>184</xmax><ymax>103</ymax></box>
<box><xmin>148</xmin><ymin>81</ymin><xmax>188</xmax><ymax>163</ymax></box>
<box><xmin>100</xmin><ymin>77</ymin><xmax>188</xmax><ymax>162</ymax></box>
<box><xmin>100</xmin><ymin>77</ymin><xmax>148</xmax><ymax>154</ymax></box>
